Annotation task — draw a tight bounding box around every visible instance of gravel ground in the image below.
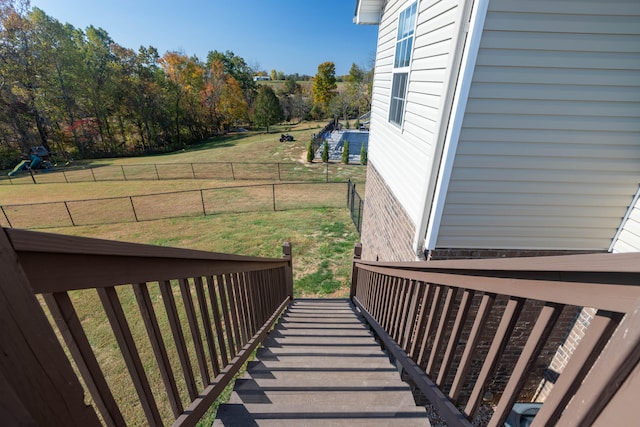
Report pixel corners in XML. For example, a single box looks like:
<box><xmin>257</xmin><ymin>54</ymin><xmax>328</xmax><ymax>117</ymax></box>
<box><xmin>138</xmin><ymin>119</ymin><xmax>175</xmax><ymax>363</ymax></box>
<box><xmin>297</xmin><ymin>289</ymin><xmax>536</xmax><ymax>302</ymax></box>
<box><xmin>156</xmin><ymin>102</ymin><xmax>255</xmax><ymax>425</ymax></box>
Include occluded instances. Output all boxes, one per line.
<box><xmin>423</xmin><ymin>402</ymin><xmax>495</xmax><ymax>427</ymax></box>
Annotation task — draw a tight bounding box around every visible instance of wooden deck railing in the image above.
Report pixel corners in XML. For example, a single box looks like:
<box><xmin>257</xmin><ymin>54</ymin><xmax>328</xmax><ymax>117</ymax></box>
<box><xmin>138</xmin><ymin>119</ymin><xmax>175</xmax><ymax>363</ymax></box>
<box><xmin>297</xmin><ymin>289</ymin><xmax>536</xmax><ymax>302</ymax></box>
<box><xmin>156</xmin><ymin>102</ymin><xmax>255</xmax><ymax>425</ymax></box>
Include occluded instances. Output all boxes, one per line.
<box><xmin>350</xmin><ymin>244</ymin><xmax>640</xmax><ymax>426</ymax></box>
<box><xmin>0</xmin><ymin>227</ymin><xmax>292</xmax><ymax>426</ymax></box>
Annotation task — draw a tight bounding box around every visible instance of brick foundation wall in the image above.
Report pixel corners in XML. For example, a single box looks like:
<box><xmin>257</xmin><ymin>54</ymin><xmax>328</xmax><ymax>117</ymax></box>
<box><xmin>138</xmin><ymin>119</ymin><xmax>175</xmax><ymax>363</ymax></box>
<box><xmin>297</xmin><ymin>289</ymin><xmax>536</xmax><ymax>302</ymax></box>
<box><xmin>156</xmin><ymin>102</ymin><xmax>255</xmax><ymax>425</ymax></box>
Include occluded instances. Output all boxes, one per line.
<box><xmin>533</xmin><ymin>307</ymin><xmax>597</xmax><ymax>402</ymax></box>
<box><xmin>360</xmin><ymin>163</ymin><xmax>417</xmax><ymax>262</ymax></box>
<box><xmin>429</xmin><ymin>248</ymin><xmax>597</xmax><ymax>260</ymax></box>
<box><xmin>428</xmin><ymin>248</ymin><xmax>598</xmax><ymax>405</ymax></box>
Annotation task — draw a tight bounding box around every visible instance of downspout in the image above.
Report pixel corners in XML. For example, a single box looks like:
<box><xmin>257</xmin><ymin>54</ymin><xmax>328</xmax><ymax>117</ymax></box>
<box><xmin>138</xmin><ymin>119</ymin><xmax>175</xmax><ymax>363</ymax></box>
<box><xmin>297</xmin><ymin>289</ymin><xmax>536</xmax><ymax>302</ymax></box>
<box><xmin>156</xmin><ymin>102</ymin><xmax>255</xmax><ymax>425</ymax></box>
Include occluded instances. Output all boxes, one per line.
<box><xmin>412</xmin><ymin>0</ymin><xmax>490</xmax><ymax>260</ymax></box>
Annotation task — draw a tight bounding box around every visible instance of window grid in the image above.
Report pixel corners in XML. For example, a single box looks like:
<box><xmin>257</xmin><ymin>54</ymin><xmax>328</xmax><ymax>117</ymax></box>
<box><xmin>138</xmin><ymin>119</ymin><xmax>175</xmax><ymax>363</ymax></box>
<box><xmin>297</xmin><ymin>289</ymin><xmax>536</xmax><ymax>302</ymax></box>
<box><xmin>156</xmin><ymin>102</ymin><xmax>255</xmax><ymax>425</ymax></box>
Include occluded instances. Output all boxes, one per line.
<box><xmin>389</xmin><ymin>73</ymin><xmax>408</xmax><ymax>126</ymax></box>
<box><xmin>389</xmin><ymin>1</ymin><xmax>417</xmax><ymax>126</ymax></box>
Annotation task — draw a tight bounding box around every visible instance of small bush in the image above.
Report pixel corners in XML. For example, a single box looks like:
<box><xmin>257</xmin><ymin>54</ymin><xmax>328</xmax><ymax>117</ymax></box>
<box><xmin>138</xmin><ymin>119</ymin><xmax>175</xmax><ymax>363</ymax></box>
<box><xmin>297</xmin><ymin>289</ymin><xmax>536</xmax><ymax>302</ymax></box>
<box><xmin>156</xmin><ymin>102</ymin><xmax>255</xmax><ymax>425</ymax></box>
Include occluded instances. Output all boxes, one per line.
<box><xmin>0</xmin><ymin>145</ymin><xmax>22</xmax><ymax>170</ymax></box>
<box><xmin>344</xmin><ymin>120</ymin><xmax>350</xmax><ymax>129</ymax></box>
<box><xmin>342</xmin><ymin>140</ymin><xmax>349</xmax><ymax>164</ymax></box>
<box><xmin>321</xmin><ymin>140</ymin><xmax>329</xmax><ymax>163</ymax></box>
<box><xmin>360</xmin><ymin>144</ymin><xmax>368</xmax><ymax>165</ymax></box>
<box><xmin>354</xmin><ymin>119</ymin><xmax>360</xmax><ymax>129</ymax></box>
<box><xmin>306</xmin><ymin>139</ymin><xmax>315</xmax><ymax>163</ymax></box>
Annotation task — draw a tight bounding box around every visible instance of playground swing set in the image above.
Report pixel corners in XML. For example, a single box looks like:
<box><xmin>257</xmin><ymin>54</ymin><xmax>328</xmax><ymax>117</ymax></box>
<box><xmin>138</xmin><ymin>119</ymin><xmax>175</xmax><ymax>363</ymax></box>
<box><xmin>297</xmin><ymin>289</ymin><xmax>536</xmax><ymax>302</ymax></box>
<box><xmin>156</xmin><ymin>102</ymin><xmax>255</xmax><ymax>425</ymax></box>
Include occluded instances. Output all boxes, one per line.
<box><xmin>7</xmin><ymin>146</ymin><xmax>54</xmax><ymax>177</ymax></box>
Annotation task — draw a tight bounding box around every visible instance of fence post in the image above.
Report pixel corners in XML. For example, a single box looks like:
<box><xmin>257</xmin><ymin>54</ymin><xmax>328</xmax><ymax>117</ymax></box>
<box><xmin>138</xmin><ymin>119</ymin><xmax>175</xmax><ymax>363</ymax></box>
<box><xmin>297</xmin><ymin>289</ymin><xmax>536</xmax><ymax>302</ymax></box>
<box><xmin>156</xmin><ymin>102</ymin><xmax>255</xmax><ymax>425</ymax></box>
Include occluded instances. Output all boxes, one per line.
<box><xmin>277</xmin><ymin>163</ymin><xmax>281</xmax><ymax>181</ymax></box>
<box><xmin>121</xmin><ymin>165</ymin><xmax>127</xmax><ymax>181</ymax></box>
<box><xmin>190</xmin><ymin>163</ymin><xmax>196</xmax><ymax>179</ymax></box>
<box><xmin>154</xmin><ymin>164</ymin><xmax>160</xmax><ymax>180</ymax></box>
<box><xmin>325</xmin><ymin>162</ymin><xmax>329</xmax><ymax>183</ymax></box>
<box><xmin>64</xmin><ymin>201</ymin><xmax>76</xmax><ymax>226</ymax></box>
<box><xmin>90</xmin><ymin>167</ymin><xmax>96</xmax><ymax>182</ymax></box>
<box><xmin>351</xmin><ymin>183</ymin><xmax>356</xmax><ymax>213</ymax></box>
<box><xmin>62</xmin><ymin>170</ymin><xmax>69</xmax><ymax>183</ymax></box>
<box><xmin>272</xmin><ymin>184</ymin><xmax>277</xmax><ymax>211</ymax></box>
<box><xmin>350</xmin><ymin>243</ymin><xmax>363</xmax><ymax>300</ymax></box>
<box><xmin>358</xmin><ymin>198</ymin><xmax>364</xmax><ymax>233</ymax></box>
<box><xmin>129</xmin><ymin>197</ymin><xmax>139</xmax><ymax>222</ymax></box>
<box><xmin>230</xmin><ymin>162</ymin><xmax>236</xmax><ymax>180</ymax></box>
<box><xmin>282</xmin><ymin>242</ymin><xmax>294</xmax><ymax>300</ymax></box>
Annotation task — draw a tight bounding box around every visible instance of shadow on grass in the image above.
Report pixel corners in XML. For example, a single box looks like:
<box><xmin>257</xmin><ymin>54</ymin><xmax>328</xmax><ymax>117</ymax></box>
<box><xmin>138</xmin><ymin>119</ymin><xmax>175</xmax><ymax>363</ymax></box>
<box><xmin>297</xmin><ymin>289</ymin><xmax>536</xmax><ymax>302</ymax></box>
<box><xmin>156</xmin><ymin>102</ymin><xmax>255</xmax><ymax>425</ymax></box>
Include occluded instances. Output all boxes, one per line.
<box><xmin>174</xmin><ymin>132</ymin><xmax>251</xmax><ymax>154</ymax></box>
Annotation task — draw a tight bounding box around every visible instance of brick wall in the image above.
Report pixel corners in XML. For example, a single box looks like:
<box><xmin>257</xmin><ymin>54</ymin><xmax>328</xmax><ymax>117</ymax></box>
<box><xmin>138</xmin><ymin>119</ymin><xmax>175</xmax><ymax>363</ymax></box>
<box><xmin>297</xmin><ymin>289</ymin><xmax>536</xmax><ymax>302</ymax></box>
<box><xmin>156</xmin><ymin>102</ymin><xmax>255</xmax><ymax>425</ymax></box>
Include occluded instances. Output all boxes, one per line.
<box><xmin>360</xmin><ymin>163</ymin><xmax>417</xmax><ymax>261</ymax></box>
<box><xmin>429</xmin><ymin>248</ymin><xmax>596</xmax><ymax>260</ymax></box>
<box><xmin>533</xmin><ymin>307</ymin><xmax>596</xmax><ymax>402</ymax></box>
<box><xmin>428</xmin><ymin>248</ymin><xmax>596</xmax><ymax>405</ymax></box>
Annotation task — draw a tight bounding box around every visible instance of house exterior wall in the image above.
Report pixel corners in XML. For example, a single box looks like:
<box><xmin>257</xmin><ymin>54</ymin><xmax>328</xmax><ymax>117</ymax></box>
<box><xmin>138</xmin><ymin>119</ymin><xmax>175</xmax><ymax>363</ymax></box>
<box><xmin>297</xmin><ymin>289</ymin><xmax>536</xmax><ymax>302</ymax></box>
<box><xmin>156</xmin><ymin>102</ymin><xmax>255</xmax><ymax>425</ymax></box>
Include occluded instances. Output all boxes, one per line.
<box><xmin>356</xmin><ymin>0</ymin><xmax>640</xmax><ymax>414</ymax></box>
<box><xmin>366</xmin><ymin>0</ymin><xmax>461</xmax><ymax>226</ymax></box>
<box><xmin>436</xmin><ymin>0</ymin><xmax>640</xmax><ymax>250</ymax></box>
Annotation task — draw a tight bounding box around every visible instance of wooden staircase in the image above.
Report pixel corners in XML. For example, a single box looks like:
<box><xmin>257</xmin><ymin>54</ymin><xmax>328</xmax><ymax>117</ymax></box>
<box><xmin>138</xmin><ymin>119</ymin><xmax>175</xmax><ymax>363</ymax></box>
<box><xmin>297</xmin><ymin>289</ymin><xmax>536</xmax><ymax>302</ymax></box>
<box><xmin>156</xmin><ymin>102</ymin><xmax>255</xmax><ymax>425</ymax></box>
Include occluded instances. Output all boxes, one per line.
<box><xmin>214</xmin><ymin>299</ymin><xmax>430</xmax><ymax>426</ymax></box>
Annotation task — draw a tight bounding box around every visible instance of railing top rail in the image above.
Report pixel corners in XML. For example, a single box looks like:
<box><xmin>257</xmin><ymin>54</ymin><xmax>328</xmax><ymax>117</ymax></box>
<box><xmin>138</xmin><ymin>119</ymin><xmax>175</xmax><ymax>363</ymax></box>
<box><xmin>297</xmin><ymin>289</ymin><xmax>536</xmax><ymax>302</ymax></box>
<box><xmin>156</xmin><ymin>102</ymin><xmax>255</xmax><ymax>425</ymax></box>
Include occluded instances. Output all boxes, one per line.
<box><xmin>6</xmin><ymin>228</ymin><xmax>288</xmax><ymax>294</ymax></box>
<box><xmin>356</xmin><ymin>251</ymin><xmax>640</xmax><ymax>274</ymax></box>
<box><xmin>355</xmin><ymin>253</ymin><xmax>640</xmax><ymax>313</ymax></box>
<box><xmin>8</xmin><ymin>228</ymin><xmax>285</xmax><ymax>263</ymax></box>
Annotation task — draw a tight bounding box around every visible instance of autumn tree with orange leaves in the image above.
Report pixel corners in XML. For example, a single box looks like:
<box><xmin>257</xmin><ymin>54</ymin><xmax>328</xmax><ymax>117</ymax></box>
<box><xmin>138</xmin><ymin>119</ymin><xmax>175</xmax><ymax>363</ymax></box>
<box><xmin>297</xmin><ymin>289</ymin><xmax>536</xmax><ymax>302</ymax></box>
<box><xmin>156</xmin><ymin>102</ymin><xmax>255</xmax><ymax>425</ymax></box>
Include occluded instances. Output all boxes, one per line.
<box><xmin>201</xmin><ymin>59</ymin><xmax>249</xmax><ymax>134</ymax></box>
<box><xmin>0</xmin><ymin>1</ymin><xmax>260</xmax><ymax>164</ymax></box>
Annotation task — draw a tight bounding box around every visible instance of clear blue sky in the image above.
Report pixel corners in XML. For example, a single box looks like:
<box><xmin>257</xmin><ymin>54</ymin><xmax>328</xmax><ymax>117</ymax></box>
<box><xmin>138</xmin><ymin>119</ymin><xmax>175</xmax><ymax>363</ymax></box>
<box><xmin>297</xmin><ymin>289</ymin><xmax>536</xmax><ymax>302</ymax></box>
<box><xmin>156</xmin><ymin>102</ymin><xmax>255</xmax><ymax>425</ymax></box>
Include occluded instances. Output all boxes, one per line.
<box><xmin>29</xmin><ymin>0</ymin><xmax>379</xmax><ymax>76</ymax></box>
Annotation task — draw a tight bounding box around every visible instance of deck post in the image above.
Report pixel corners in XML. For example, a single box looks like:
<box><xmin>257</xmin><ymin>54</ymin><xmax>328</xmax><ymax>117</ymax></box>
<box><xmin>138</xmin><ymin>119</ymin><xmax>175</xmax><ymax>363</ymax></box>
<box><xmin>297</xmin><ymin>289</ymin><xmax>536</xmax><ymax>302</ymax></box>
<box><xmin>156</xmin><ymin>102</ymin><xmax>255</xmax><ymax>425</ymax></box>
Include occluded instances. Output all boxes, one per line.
<box><xmin>350</xmin><ymin>243</ymin><xmax>363</xmax><ymax>300</ymax></box>
<box><xmin>283</xmin><ymin>241</ymin><xmax>293</xmax><ymax>300</ymax></box>
<box><xmin>0</xmin><ymin>228</ymin><xmax>101</xmax><ymax>426</ymax></box>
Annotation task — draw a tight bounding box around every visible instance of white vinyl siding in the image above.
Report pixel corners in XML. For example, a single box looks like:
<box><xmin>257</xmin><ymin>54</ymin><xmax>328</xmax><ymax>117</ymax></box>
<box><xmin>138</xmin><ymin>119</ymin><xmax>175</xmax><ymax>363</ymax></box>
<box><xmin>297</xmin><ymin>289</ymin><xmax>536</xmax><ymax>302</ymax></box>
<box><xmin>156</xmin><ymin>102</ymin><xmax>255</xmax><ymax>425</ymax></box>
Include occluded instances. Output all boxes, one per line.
<box><xmin>436</xmin><ymin>0</ymin><xmax>640</xmax><ymax>250</ymax></box>
<box><xmin>368</xmin><ymin>0</ymin><xmax>460</xmax><ymax>224</ymax></box>
<box><xmin>611</xmin><ymin>188</ymin><xmax>640</xmax><ymax>253</ymax></box>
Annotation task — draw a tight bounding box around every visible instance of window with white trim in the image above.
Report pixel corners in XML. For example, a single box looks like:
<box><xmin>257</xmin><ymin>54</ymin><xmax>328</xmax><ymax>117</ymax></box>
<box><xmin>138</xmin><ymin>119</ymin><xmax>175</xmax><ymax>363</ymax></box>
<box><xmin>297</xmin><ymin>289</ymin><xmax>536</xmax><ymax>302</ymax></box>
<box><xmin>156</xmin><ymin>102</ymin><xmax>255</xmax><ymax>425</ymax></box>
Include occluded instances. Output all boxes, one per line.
<box><xmin>389</xmin><ymin>1</ymin><xmax>417</xmax><ymax>126</ymax></box>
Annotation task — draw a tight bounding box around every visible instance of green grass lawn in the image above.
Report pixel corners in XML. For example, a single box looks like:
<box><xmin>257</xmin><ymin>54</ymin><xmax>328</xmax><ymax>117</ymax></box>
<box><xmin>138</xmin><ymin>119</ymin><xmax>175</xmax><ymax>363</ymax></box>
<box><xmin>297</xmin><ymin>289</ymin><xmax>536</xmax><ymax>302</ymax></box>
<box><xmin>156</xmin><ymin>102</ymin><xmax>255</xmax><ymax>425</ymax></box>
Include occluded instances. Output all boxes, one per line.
<box><xmin>82</xmin><ymin>121</ymin><xmax>325</xmax><ymax>165</ymax></box>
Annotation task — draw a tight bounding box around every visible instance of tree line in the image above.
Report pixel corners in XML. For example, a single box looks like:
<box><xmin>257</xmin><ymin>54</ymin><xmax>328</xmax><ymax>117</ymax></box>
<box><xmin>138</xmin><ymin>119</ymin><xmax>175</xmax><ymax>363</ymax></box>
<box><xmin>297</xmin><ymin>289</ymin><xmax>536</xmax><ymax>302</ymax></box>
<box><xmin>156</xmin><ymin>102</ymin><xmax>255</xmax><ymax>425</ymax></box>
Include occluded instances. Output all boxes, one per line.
<box><xmin>0</xmin><ymin>0</ymin><xmax>372</xmax><ymax>168</ymax></box>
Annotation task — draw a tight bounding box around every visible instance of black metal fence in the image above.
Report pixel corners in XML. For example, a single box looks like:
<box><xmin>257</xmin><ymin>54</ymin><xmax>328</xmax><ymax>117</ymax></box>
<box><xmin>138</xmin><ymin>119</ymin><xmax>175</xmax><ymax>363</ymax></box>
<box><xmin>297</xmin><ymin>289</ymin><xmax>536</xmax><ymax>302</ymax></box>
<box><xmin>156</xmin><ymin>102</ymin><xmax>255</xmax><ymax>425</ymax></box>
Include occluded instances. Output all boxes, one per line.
<box><xmin>347</xmin><ymin>180</ymin><xmax>364</xmax><ymax>234</ymax></box>
<box><xmin>0</xmin><ymin>162</ymin><xmax>365</xmax><ymax>185</ymax></box>
<box><xmin>0</xmin><ymin>182</ymin><xmax>355</xmax><ymax>230</ymax></box>
<box><xmin>312</xmin><ymin>119</ymin><xmax>338</xmax><ymax>152</ymax></box>
<box><xmin>1</xmin><ymin>160</ymin><xmax>365</xmax><ymax>185</ymax></box>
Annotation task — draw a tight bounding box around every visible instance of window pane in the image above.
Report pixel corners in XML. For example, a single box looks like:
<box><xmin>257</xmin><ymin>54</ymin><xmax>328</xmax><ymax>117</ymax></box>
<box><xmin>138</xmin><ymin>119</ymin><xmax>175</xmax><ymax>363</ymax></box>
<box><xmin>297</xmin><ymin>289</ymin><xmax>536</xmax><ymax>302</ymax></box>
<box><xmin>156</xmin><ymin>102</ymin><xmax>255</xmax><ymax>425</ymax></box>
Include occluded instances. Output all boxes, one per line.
<box><xmin>398</xmin><ymin>73</ymin><xmax>407</xmax><ymax>95</ymax></box>
<box><xmin>403</xmin><ymin>37</ymin><xmax>413</xmax><ymax>67</ymax></box>
<box><xmin>397</xmin><ymin>9</ymin><xmax>406</xmax><ymax>38</ymax></box>
<box><xmin>409</xmin><ymin>2</ymin><xmax>417</xmax><ymax>29</ymax></box>
<box><xmin>389</xmin><ymin>73</ymin><xmax>408</xmax><ymax>126</ymax></box>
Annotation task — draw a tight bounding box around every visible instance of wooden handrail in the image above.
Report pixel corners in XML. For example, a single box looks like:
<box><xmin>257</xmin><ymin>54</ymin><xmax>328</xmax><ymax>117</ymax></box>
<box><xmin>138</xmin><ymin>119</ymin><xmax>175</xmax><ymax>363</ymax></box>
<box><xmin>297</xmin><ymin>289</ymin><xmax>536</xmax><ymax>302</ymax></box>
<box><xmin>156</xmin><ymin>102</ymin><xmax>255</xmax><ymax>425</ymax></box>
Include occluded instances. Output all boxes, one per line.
<box><xmin>8</xmin><ymin>228</ymin><xmax>288</xmax><ymax>293</ymax></box>
<box><xmin>356</xmin><ymin>262</ymin><xmax>640</xmax><ymax>312</ymax></box>
<box><xmin>1</xmin><ymin>227</ymin><xmax>293</xmax><ymax>426</ymax></box>
<box><xmin>351</xmin><ymin>247</ymin><xmax>640</xmax><ymax>426</ymax></box>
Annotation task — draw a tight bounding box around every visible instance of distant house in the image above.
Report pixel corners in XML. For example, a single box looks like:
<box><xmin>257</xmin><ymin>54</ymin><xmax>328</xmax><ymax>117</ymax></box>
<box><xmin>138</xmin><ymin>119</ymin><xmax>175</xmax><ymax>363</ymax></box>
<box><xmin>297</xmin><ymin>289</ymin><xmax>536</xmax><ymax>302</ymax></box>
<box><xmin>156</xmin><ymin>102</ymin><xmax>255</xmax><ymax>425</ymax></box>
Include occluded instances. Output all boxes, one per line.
<box><xmin>354</xmin><ymin>0</ymin><xmax>640</xmax><ymax>262</ymax></box>
<box><xmin>253</xmin><ymin>76</ymin><xmax>271</xmax><ymax>81</ymax></box>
